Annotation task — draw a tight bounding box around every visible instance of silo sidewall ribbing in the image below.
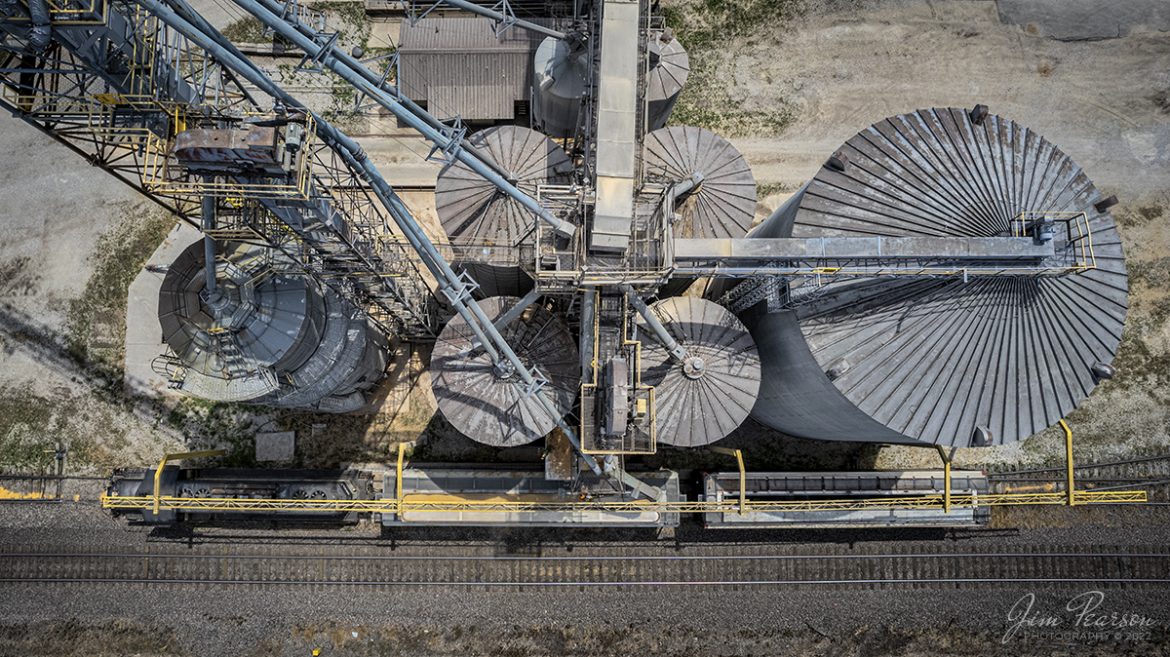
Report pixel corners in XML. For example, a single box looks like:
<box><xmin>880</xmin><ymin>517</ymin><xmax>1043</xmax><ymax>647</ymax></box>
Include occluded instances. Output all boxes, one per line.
<box><xmin>532</xmin><ymin>37</ymin><xmax>585</xmax><ymax>138</ymax></box>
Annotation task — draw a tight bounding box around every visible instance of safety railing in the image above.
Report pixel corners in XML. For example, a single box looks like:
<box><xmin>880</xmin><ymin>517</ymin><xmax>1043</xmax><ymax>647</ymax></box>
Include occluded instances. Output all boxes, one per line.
<box><xmin>141</xmin><ymin>114</ymin><xmax>316</xmax><ymax>200</ymax></box>
<box><xmin>1011</xmin><ymin>211</ymin><xmax>1096</xmax><ymax>271</ymax></box>
<box><xmin>100</xmin><ymin>488</ymin><xmax>1148</xmax><ymax>515</ymax></box>
<box><xmin>3</xmin><ymin>0</ymin><xmax>107</xmax><ymax>24</ymax></box>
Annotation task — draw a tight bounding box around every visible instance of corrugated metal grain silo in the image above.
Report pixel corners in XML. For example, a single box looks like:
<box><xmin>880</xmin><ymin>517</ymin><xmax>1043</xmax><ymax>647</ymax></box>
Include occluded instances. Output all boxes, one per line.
<box><xmin>637</xmin><ymin>297</ymin><xmax>761</xmax><ymax>446</ymax></box>
<box><xmin>435</xmin><ymin>125</ymin><xmax>573</xmax><ymax>297</ymax></box>
<box><xmin>743</xmin><ymin>107</ymin><xmax>1128</xmax><ymax>447</ymax></box>
<box><xmin>646</xmin><ymin>30</ymin><xmax>690</xmax><ymax>130</ymax></box>
<box><xmin>430</xmin><ymin>295</ymin><xmax>579</xmax><ymax>447</ymax></box>
<box><xmin>158</xmin><ymin>241</ymin><xmax>389</xmax><ymax>412</ymax></box>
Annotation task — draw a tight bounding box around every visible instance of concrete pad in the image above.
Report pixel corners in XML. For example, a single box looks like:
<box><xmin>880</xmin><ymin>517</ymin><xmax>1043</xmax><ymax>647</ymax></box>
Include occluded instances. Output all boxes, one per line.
<box><xmin>255</xmin><ymin>431</ymin><xmax>296</xmax><ymax>462</ymax></box>
<box><xmin>123</xmin><ymin>222</ymin><xmax>202</xmax><ymax>399</ymax></box>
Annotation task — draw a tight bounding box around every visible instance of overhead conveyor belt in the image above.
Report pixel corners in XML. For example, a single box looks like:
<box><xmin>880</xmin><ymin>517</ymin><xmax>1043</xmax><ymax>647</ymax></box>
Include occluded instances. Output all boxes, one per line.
<box><xmin>589</xmin><ymin>0</ymin><xmax>642</xmax><ymax>253</ymax></box>
<box><xmin>672</xmin><ymin>236</ymin><xmax>1054</xmax><ymax>262</ymax></box>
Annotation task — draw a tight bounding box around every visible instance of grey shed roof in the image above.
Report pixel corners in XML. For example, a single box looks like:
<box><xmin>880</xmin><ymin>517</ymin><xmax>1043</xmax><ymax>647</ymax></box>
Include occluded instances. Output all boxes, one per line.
<box><xmin>398</xmin><ymin>17</ymin><xmax>555</xmax><ymax>121</ymax></box>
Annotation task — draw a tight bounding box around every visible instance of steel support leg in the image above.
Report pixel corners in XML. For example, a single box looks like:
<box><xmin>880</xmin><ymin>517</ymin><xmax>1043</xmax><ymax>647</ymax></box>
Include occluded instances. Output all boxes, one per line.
<box><xmin>152</xmin><ymin>449</ymin><xmax>225</xmax><ymax>515</ymax></box>
<box><xmin>934</xmin><ymin>444</ymin><xmax>954</xmax><ymax>514</ymax></box>
<box><xmin>1060</xmin><ymin>419</ymin><xmax>1076</xmax><ymax>506</ymax></box>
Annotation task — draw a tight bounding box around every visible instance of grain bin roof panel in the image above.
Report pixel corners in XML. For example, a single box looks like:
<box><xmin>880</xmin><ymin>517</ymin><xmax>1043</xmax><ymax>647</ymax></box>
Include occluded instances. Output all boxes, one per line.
<box><xmin>637</xmin><ymin>297</ymin><xmax>761</xmax><ymax>447</ymax></box>
<box><xmin>642</xmin><ymin>126</ymin><xmax>756</xmax><ymax>238</ymax></box>
<box><xmin>436</xmin><ymin>125</ymin><xmax>571</xmax><ymax>242</ymax></box>
<box><xmin>431</xmin><ymin>296</ymin><xmax>579</xmax><ymax>447</ymax></box>
<box><xmin>747</xmin><ymin>108</ymin><xmax>1127</xmax><ymax>447</ymax></box>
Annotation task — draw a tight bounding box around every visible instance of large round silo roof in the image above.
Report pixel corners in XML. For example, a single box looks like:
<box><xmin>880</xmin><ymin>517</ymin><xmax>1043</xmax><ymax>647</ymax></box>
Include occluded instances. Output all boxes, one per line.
<box><xmin>430</xmin><ymin>296</ymin><xmax>579</xmax><ymax>447</ymax></box>
<box><xmin>643</xmin><ymin>126</ymin><xmax>756</xmax><ymax>238</ymax></box>
<box><xmin>753</xmin><ymin>107</ymin><xmax>1127</xmax><ymax>447</ymax></box>
<box><xmin>435</xmin><ymin>126</ymin><xmax>572</xmax><ymax>244</ymax></box>
<box><xmin>158</xmin><ymin>241</ymin><xmax>321</xmax><ymax>402</ymax></box>
<box><xmin>637</xmin><ymin>297</ymin><xmax>761</xmax><ymax>447</ymax></box>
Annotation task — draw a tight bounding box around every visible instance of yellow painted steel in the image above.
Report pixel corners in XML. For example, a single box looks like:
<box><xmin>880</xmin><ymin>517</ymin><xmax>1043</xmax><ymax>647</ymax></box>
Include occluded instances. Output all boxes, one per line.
<box><xmin>151</xmin><ymin>450</ymin><xmax>226</xmax><ymax>515</ymax></box>
<box><xmin>395</xmin><ymin>443</ymin><xmax>406</xmax><ymax>517</ymax></box>
<box><xmin>0</xmin><ymin>486</ymin><xmax>48</xmax><ymax>500</ymax></box>
<box><xmin>710</xmin><ymin>447</ymin><xmax>747</xmax><ymax>515</ymax></box>
<box><xmin>140</xmin><ymin>113</ymin><xmax>317</xmax><ymax>201</ymax></box>
<box><xmin>1011</xmin><ymin>211</ymin><xmax>1096</xmax><ymax>271</ymax></box>
<box><xmin>934</xmin><ymin>445</ymin><xmax>953</xmax><ymax>513</ymax></box>
<box><xmin>579</xmin><ymin>332</ymin><xmax>657</xmax><ymax>455</ymax></box>
<box><xmin>1061</xmin><ymin>419</ymin><xmax>1076</xmax><ymax>506</ymax></box>
<box><xmin>103</xmin><ymin>489</ymin><xmax>1146</xmax><ymax>516</ymax></box>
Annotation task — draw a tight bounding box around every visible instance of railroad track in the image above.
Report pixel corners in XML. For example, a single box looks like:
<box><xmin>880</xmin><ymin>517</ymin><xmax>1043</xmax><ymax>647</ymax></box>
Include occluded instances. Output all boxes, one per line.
<box><xmin>2</xmin><ymin>546</ymin><xmax>1168</xmax><ymax>588</ymax></box>
<box><xmin>989</xmin><ymin>454</ymin><xmax>1170</xmax><ymax>481</ymax></box>
<box><xmin>988</xmin><ymin>454</ymin><xmax>1170</xmax><ymax>500</ymax></box>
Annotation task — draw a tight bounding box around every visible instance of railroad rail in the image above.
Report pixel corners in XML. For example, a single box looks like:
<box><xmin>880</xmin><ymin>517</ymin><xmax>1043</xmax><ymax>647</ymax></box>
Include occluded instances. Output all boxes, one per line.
<box><xmin>989</xmin><ymin>454</ymin><xmax>1170</xmax><ymax>482</ymax></box>
<box><xmin>2</xmin><ymin>546</ymin><xmax>1168</xmax><ymax>588</ymax></box>
<box><xmin>989</xmin><ymin>454</ymin><xmax>1170</xmax><ymax>500</ymax></box>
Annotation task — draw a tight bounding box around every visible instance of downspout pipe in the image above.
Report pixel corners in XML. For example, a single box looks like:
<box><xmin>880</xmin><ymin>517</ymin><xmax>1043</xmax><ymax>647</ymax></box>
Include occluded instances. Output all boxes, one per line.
<box><xmin>429</xmin><ymin>0</ymin><xmax>566</xmax><ymax>40</ymax></box>
<box><xmin>233</xmin><ymin>0</ymin><xmax>577</xmax><ymax>240</ymax></box>
<box><xmin>245</xmin><ymin>0</ymin><xmax>520</xmax><ymax>185</ymax></box>
<box><xmin>622</xmin><ymin>285</ymin><xmax>688</xmax><ymax>363</ymax></box>
<box><xmin>247</xmin><ymin>0</ymin><xmax>449</xmax><ymax>138</ymax></box>
<box><xmin>200</xmin><ymin>193</ymin><xmax>219</xmax><ymax>298</ymax></box>
<box><xmin>669</xmin><ymin>171</ymin><xmax>704</xmax><ymax>202</ymax></box>
<box><xmin>142</xmin><ymin>0</ymin><xmax>503</xmax><ymax>363</ymax></box>
<box><xmin>27</xmin><ymin>0</ymin><xmax>51</xmax><ymax>52</ymax></box>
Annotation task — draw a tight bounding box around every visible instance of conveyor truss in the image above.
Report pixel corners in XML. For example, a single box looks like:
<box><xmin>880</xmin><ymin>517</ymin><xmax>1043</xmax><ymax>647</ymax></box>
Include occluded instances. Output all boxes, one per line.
<box><xmin>101</xmin><ymin>427</ymin><xmax>1148</xmax><ymax>520</ymax></box>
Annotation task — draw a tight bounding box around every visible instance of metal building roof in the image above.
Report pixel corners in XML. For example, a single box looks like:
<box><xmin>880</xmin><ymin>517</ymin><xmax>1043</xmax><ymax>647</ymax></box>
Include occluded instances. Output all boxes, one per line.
<box><xmin>398</xmin><ymin>17</ymin><xmax>554</xmax><ymax>121</ymax></box>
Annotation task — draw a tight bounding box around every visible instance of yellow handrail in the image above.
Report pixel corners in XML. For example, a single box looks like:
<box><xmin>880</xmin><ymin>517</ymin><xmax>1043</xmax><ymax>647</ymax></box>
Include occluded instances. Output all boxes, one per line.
<box><xmin>151</xmin><ymin>449</ymin><xmax>226</xmax><ymax>515</ymax></box>
<box><xmin>105</xmin><ymin>489</ymin><xmax>1147</xmax><ymax>516</ymax></box>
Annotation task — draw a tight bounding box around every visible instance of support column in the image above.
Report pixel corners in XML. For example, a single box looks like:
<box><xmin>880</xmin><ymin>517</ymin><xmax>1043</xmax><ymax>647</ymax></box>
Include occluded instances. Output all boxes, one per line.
<box><xmin>1061</xmin><ymin>419</ymin><xmax>1076</xmax><ymax>506</ymax></box>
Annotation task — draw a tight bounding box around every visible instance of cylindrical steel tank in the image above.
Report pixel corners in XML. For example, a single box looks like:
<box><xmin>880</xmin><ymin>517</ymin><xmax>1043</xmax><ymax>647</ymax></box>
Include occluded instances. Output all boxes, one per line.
<box><xmin>637</xmin><ymin>297</ymin><xmax>761</xmax><ymax>447</ymax></box>
<box><xmin>643</xmin><ymin>125</ymin><xmax>757</xmax><ymax>297</ymax></box>
<box><xmin>158</xmin><ymin>241</ymin><xmax>390</xmax><ymax>412</ymax></box>
<box><xmin>430</xmin><ymin>295</ymin><xmax>579</xmax><ymax>447</ymax></box>
<box><xmin>643</xmin><ymin>125</ymin><xmax>756</xmax><ymax>238</ymax></box>
<box><xmin>435</xmin><ymin>126</ymin><xmax>572</xmax><ymax>297</ymax></box>
<box><xmin>742</xmin><ymin>107</ymin><xmax>1128</xmax><ymax>447</ymax></box>
<box><xmin>646</xmin><ymin>30</ymin><xmax>690</xmax><ymax>130</ymax></box>
<box><xmin>532</xmin><ymin>36</ymin><xmax>589</xmax><ymax>138</ymax></box>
